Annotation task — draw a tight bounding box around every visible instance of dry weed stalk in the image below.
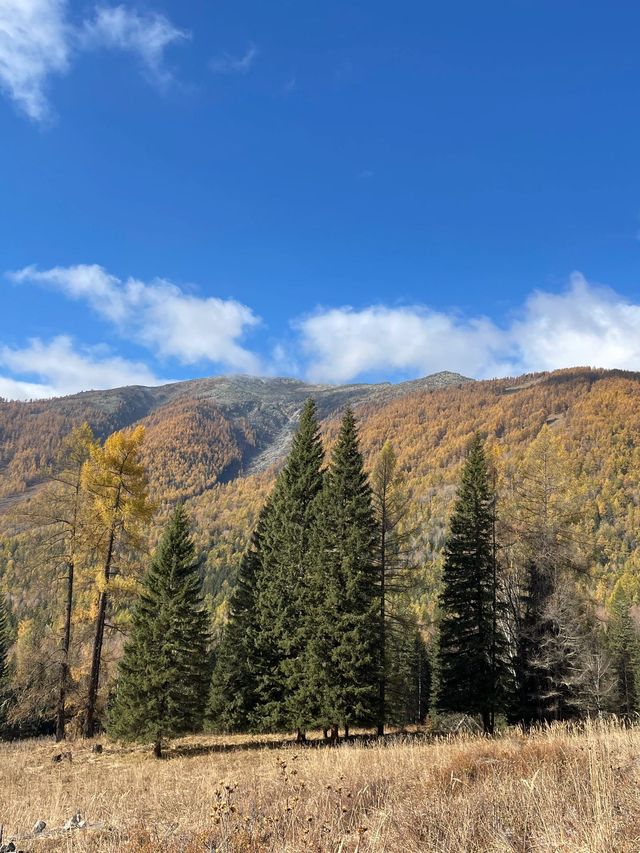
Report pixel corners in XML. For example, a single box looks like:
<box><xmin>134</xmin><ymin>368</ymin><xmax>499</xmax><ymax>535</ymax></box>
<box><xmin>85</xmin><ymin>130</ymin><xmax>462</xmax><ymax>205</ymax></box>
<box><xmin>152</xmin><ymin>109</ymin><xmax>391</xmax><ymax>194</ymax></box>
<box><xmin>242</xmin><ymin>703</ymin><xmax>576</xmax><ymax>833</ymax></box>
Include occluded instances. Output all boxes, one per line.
<box><xmin>0</xmin><ymin>720</ymin><xmax>638</xmax><ymax>851</ymax></box>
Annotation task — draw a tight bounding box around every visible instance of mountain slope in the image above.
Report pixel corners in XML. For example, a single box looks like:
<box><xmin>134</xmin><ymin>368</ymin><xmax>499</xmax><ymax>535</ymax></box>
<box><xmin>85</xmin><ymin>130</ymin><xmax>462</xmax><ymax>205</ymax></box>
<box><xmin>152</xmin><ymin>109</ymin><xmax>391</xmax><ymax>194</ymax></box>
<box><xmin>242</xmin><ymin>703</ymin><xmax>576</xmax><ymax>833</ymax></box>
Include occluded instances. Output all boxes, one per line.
<box><xmin>2</xmin><ymin>365</ymin><xmax>640</xmax><ymax>621</ymax></box>
<box><xmin>0</xmin><ymin>370</ymin><xmax>471</xmax><ymax>503</ymax></box>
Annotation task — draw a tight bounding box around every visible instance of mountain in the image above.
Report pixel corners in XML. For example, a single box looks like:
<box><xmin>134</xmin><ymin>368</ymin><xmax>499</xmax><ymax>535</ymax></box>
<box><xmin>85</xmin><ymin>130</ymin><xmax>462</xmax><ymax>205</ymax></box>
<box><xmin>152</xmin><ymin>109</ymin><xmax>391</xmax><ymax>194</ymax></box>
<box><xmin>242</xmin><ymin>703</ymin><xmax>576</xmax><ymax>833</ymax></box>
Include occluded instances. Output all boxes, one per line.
<box><xmin>2</xmin><ymin>365</ymin><xmax>640</xmax><ymax>623</ymax></box>
<box><xmin>0</xmin><ymin>370</ymin><xmax>471</xmax><ymax>506</ymax></box>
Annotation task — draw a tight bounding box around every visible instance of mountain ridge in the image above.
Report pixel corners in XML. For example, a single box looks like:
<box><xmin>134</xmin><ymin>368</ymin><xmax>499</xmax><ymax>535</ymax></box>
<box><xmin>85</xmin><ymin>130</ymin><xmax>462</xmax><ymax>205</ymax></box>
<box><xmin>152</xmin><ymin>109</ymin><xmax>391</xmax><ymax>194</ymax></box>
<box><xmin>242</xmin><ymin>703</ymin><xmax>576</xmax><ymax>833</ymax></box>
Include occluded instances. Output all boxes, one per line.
<box><xmin>0</xmin><ymin>370</ymin><xmax>473</xmax><ymax>503</ymax></box>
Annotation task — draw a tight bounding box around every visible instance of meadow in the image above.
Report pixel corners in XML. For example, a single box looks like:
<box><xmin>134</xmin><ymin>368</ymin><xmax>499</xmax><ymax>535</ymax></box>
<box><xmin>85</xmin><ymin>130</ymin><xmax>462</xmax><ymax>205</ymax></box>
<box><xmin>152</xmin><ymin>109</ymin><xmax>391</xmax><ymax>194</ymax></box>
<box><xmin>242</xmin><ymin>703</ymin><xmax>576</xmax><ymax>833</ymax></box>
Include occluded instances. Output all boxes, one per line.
<box><xmin>0</xmin><ymin>720</ymin><xmax>638</xmax><ymax>852</ymax></box>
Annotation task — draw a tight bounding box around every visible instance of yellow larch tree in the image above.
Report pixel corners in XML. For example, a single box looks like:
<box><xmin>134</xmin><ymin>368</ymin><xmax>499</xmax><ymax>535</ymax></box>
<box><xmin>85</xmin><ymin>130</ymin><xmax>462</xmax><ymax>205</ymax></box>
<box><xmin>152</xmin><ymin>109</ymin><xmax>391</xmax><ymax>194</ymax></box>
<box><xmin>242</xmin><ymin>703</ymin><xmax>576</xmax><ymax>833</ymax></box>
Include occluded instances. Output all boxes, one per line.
<box><xmin>81</xmin><ymin>425</ymin><xmax>155</xmax><ymax>738</ymax></box>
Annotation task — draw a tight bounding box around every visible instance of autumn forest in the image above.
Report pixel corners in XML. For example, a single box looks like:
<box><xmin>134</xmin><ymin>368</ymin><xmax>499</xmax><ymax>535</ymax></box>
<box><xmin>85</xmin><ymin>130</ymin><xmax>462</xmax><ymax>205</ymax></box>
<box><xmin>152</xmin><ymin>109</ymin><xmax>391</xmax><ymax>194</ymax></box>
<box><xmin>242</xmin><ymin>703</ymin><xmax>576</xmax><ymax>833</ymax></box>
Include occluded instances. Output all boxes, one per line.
<box><xmin>0</xmin><ymin>366</ymin><xmax>639</xmax><ymax>744</ymax></box>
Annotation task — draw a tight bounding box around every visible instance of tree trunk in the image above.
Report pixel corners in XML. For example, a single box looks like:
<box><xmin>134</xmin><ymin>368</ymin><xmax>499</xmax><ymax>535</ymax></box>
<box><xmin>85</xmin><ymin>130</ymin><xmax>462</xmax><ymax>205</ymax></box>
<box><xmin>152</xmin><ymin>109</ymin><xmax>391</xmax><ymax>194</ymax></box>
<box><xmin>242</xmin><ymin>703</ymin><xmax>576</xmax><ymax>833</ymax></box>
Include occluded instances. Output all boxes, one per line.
<box><xmin>482</xmin><ymin>709</ymin><xmax>493</xmax><ymax>735</ymax></box>
<box><xmin>153</xmin><ymin>739</ymin><xmax>162</xmax><ymax>759</ymax></box>
<box><xmin>378</xmin><ymin>500</ymin><xmax>387</xmax><ymax>737</ymax></box>
<box><xmin>330</xmin><ymin>723</ymin><xmax>339</xmax><ymax>744</ymax></box>
<box><xmin>323</xmin><ymin>727</ymin><xmax>329</xmax><ymax>740</ymax></box>
<box><xmin>84</xmin><ymin>520</ymin><xmax>117</xmax><ymax>738</ymax></box>
<box><xmin>295</xmin><ymin>727</ymin><xmax>306</xmax><ymax>743</ymax></box>
<box><xmin>344</xmin><ymin>724</ymin><xmax>350</xmax><ymax>739</ymax></box>
<box><xmin>55</xmin><ymin>559</ymin><xmax>74</xmax><ymax>742</ymax></box>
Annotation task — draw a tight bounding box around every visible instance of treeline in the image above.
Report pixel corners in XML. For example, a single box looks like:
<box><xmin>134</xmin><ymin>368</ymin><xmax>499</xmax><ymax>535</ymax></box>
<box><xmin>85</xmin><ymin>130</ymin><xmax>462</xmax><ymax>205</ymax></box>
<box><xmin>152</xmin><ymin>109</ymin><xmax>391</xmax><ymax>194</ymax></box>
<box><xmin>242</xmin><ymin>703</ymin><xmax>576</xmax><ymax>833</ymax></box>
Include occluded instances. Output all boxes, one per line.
<box><xmin>0</xmin><ymin>396</ymin><xmax>639</xmax><ymax>753</ymax></box>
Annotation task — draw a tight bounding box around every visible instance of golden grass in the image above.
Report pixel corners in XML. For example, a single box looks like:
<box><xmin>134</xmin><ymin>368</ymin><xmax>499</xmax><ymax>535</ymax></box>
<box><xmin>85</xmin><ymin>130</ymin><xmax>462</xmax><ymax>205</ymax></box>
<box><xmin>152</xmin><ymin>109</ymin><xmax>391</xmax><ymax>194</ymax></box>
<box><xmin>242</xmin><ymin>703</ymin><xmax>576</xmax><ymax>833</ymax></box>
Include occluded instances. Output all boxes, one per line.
<box><xmin>1</xmin><ymin>720</ymin><xmax>639</xmax><ymax>851</ymax></box>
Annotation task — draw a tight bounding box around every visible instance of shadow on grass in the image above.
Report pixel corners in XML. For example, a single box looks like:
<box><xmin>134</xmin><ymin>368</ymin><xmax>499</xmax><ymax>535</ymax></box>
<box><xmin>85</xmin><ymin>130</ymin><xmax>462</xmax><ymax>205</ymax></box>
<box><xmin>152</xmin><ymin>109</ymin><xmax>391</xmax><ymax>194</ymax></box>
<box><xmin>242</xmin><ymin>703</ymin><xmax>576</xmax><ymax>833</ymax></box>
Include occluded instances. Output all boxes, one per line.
<box><xmin>167</xmin><ymin>728</ymin><xmax>434</xmax><ymax>760</ymax></box>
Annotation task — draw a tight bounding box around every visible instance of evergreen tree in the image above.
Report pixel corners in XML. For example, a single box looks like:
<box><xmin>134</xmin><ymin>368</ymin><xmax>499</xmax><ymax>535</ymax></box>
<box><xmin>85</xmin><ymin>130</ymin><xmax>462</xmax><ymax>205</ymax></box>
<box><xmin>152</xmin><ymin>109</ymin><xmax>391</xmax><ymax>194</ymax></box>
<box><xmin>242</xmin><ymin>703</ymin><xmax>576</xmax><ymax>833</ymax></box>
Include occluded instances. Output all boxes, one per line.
<box><xmin>386</xmin><ymin>621</ymin><xmax>431</xmax><ymax>726</ymax></box>
<box><xmin>207</xmin><ymin>505</ymin><xmax>271</xmax><ymax>732</ymax></box>
<box><xmin>109</xmin><ymin>506</ymin><xmax>210</xmax><ymax>757</ymax></box>
<box><xmin>305</xmin><ymin>408</ymin><xmax>379</xmax><ymax>739</ymax></box>
<box><xmin>607</xmin><ymin>581</ymin><xmax>640</xmax><ymax>716</ymax></box>
<box><xmin>252</xmin><ymin>399</ymin><xmax>325</xmax><ymax>737</ymax></box>
<box><xmin>508</xmin><ymin>560</ymin><xmax>556</xmax><ymax>726</ymax></box>
<box><xmin>437</xmin><ymin>433</ymin><xmax>504</xmax><ymax>733</ymax></box>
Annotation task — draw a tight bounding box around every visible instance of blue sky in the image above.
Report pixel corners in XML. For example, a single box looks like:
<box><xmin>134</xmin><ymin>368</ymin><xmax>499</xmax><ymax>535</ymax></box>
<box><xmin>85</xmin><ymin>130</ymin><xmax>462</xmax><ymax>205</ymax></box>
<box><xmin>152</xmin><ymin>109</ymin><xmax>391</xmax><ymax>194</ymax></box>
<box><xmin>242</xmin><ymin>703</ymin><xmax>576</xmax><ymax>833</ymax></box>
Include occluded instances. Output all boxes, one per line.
<box><xmin>2</xmin><ymin>0</ymin><xmax>640</xmax><ymax>398</ymax></box>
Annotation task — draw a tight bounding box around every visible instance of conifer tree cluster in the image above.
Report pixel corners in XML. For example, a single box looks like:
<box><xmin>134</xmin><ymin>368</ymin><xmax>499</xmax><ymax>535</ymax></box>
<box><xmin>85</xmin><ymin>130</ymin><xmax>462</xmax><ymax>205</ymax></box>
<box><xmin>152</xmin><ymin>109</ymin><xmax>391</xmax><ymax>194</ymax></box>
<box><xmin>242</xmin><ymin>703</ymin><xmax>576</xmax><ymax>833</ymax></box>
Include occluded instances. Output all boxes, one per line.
<box><xmin>436</xmin><ymin>428</ymin><xmax>640</xmax><ymax>731</ymax></box>
<box><xmin>209</xmin><ymin>402</ymin><xmax>427</xmax><ymax>738</ymax></box>
<box><xmin>4</xmin><ymin>390</ymin><xmax>640</xmax><ymax>749</ymax></box>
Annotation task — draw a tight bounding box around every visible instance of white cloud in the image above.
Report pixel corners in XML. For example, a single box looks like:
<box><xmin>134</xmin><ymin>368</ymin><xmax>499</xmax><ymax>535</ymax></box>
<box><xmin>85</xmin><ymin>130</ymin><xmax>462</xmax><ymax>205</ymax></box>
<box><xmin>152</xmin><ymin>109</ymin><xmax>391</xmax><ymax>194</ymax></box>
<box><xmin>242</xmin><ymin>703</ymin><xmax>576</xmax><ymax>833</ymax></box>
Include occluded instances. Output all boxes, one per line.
<box><xmin>9</xmin><ymin>264</ymin><xmax>262</xmax><ymax>373</ymax></box>
<box><xmin>0</xmin><ymin>0</ymin><xmax>187</xmax><ymax>121</ymax></box>
<box><xmin>0</xmin><ymin>0</ymin><xmax>70</xmax><ymax>121</ymax></box>
<box><xmin>297</xmin><ymin>306</ymin><xmax>508</xmax><ymax>383</ymax></box>
<box><xmin>6</xmin><ymin>266</ymin><xmax>640</xmax><ymax>395</ymax></box>
<box><xmin>0</xmin><ymin>335</ymin><xmax>164</xmax><ymax>400</ymax></box>
<box><xmin>295</xmin><ymin>274</ymin><xmax>640</xmax><ymax>383</ymax></box>
<box><xmin>210</xmin><ymin>44</ymin><xmax>257</xmax><ymax>75</ymax></box>
<box><xmin>512</xmin><ymin>272</ymin><xmax>640</xmax><ymax>373</ymax></box>
<box><xmin>80</xmin><ymin>5</ymin><xmax>188</xmax><ymax>85</ymax></box>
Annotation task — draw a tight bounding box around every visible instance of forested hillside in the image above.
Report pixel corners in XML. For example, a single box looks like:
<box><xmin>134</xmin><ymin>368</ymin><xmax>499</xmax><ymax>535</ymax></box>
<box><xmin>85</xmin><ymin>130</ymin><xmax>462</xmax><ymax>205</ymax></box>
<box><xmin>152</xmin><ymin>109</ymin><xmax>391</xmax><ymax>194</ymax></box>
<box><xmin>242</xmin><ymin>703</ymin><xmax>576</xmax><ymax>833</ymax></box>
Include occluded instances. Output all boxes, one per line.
<box><xmin>190</xmin><ymin>367</ymin><xmax>640</xmax><ymax>613</ymax></box>
<box><xmin>0</xmin><ymin>371</ymin><xmax>468</xmax><ymax>503</ymax></box>
<box><xmin>0</xmin><ymin>365</ymin><xmax>639</xmax><ymax>733</ymax></box>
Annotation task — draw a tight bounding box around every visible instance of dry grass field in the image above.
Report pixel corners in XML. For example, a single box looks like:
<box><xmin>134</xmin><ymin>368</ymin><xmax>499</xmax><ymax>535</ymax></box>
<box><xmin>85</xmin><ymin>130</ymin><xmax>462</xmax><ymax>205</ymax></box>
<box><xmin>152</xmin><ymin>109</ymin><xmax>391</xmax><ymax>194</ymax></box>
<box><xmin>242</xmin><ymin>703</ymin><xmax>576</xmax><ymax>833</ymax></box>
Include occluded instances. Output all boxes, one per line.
<box><xmin>1</xmin><ymin>720</ymin><xmax>639</xmax><ymax>852</ymax></box>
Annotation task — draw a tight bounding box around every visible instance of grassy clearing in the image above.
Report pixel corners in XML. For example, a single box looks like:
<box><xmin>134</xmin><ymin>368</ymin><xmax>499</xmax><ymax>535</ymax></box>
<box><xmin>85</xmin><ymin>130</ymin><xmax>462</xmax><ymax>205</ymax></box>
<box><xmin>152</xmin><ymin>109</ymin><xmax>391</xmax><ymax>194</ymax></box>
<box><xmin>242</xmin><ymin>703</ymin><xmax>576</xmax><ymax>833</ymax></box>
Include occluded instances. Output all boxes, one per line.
<box><xmin>1</xmin><ymin>720</ymin><xmax>639</xmax><ymax>851</ymax></box>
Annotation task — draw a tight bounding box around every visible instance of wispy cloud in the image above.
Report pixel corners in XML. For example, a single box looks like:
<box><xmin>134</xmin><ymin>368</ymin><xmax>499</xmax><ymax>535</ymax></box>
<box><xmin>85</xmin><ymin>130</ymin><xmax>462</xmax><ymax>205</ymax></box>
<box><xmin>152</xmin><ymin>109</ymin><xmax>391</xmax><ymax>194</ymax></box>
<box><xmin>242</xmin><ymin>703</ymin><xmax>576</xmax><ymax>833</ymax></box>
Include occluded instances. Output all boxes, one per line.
<box><xmin>282</xmin><ymin>74</ymin><xmax>296</xmax><ymax>95</ymax></box>
<box><xmin>9</xmin><ymin>263</ymin><xmax>262</xmax><ymax>373</ymax></box>
<box><xmin>0</xmin><ymin>335</ymin><xmax>164</xmax><ymax>400</ymax></box>
<box><xmin>79</xmin><ymin>5</ymin><xmax>189</xmax><ymax>86</ymax></box>
<box><xmin>210</xmin><ymin>43</ymin><xmax>258</xmax><ymax>75</ymax></box>
<box><xmin>0</xmin><ymin>0</ymin><xmax>71</xmax><ymax>122</ymax></box>
<box><xmin>0</xmin><ymin>0</ymin><xmax>188</xmax><ymax>122</ymax></box>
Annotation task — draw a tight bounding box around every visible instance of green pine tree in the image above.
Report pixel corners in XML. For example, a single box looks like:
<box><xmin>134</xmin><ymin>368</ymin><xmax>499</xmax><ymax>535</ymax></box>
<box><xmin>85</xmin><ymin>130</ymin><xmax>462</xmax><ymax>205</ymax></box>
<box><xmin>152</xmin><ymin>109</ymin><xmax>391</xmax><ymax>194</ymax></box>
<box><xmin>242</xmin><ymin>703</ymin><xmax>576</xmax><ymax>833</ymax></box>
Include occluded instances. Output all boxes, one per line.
<box><xmin>253</xmin><ymin>399</ymin><xmax>325</xmax><ymax>738</ymax></box>
<box><xmin>386</xmin><ymin>620</ymin><xmax>431</xmax><ymax>726</ymax></box>
<box><xmin>109</xmin><ymin>505</ymin><xmax>210</xmax><ymax>757</ymax></box>
<box><xmin>607</xmin><ymin>582</ymin><xmax>640</xmax><ymax>716</ymax></box>
<box><xmin>437</xmin><ymin>433</ymin><xmax>504</xmax><ymax>733</ymax></box>
<box><xmin>306</xmin><ymin>408</ymin><xmax>380</xmax><ymax>739</ymax></box>
<box><xmin>508</xmin><ymin>560</ymin><xmax>551</xmax><ymax>726</ymax></box>
<box><xmin>207</xmin><ymin>505</ymin><xmax>271</xmax><ymax>732</ymax></box>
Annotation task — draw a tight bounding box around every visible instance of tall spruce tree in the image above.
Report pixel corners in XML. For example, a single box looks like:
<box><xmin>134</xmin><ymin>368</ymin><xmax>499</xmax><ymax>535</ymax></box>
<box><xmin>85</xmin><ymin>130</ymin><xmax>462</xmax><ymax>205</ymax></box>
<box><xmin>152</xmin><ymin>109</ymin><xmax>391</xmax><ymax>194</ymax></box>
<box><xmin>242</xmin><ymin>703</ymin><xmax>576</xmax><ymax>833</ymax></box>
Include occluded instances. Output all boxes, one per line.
<box><xmin>207</xmin><ymin>505</ymin><xmax>271</xmax><ymax>732</ymax></box>
<box><xmin>253</xmin><ymin>399</ymin><xmax>325</xmax><ymax>738</ymax></box>
<box><xmin>608</xmin><ymin>581</ymin><xmax>640</xmax><ymax>716</ymax></box>
<box><xmin>508</xmin><ymin>560</ymin><xmax>555</xmax><ymax>726</ymax></box>
<box><xmin>305</xmin><ymin>408</ymin><xmax>379</xmax><ymax>739</ymax></box>
<box><xmin>109</xmin><ymin>505</ymin><xmax>210</xmax><ymax>757</ymax></box>
<box><xmin>437</xmin><ymin>433</ymin><xmax>504</xmax><ymax>733</ymax></box>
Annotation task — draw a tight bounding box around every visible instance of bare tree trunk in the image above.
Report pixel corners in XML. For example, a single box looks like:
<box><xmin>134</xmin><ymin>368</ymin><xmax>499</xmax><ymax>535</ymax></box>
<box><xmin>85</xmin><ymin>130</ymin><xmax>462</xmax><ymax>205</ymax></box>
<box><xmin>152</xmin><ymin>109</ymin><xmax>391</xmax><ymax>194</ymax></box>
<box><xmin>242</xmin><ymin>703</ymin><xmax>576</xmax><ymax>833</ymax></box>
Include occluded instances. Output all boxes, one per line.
<box><xmin>55</xmin><ymin>560</ymin><xmax>74</xmax><ymax>742</ymax></box>
<box><xmin>344</xmin><ymin>724</ymin><xmax>350</xmax><ymax>739</ymax></box>
<box><xmin>330</xmin><ymin>723</ymin><xmax>339</xmax><ymax>744</ymax></box>
<box><xmin>153</xmin><ymin>739</ymin><xmax>162</xmax><ymax>759</ymax></box>
<box><xmin>295</xmin><ymin>727</ymin><xmax>306</xmax><ymax>743</ymax></box>
<box><xmin>84</xmin><ymin>521</ymin><xmax>117</xmax><ymax>738</ymax></box>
